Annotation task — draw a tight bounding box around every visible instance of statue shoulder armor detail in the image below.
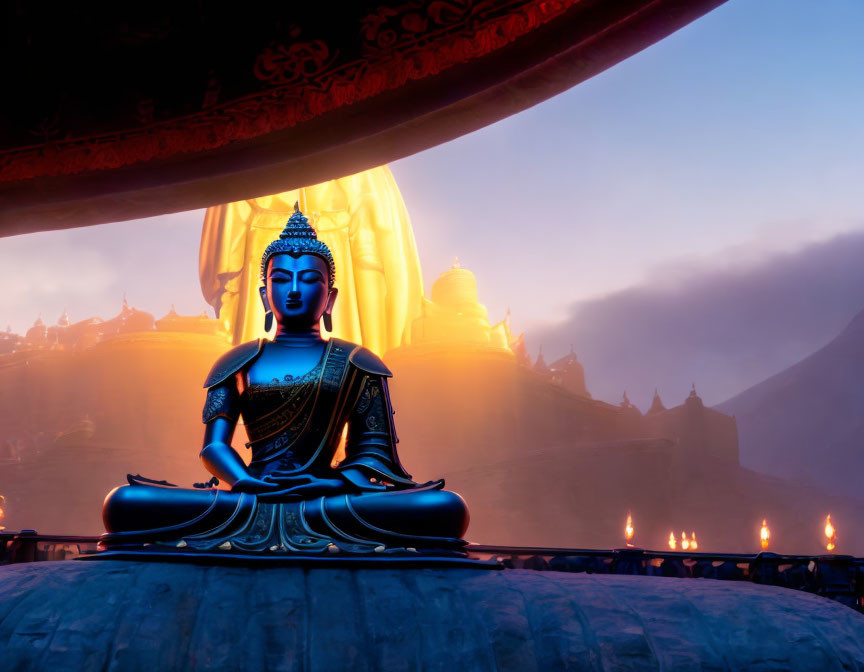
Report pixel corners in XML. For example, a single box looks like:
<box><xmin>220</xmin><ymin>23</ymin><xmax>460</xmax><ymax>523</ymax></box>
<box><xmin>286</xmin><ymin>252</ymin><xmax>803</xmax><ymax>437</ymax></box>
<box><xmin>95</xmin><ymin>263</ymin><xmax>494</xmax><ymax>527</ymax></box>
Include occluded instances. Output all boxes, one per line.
<box><xmin>203</xmin><ymin>339</ymin><xmax>265</xmax><ymax>388</ymax></box>
<box><xmin>329</xmin><ymin>338</ymin><xmax>392</xmax><ymax>377</ymax></box>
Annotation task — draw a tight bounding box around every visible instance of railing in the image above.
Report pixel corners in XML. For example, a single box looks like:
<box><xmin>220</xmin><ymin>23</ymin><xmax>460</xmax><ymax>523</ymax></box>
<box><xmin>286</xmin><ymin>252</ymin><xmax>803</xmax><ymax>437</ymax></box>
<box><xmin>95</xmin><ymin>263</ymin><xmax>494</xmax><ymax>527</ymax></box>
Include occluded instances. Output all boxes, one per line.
<box><xmin>469</xmin><ymin>544</ymin><xmax>864</xmax><ymax>611</ymax></box>
<box><xmin>3</xmin><ymin>531</ymin><xmax>861</xmax><ymax>611</ymax></box>
<box><xmin>0</xmin><ymin>530</ymin><xmax>100</xmax><ymax>564</ymax></box>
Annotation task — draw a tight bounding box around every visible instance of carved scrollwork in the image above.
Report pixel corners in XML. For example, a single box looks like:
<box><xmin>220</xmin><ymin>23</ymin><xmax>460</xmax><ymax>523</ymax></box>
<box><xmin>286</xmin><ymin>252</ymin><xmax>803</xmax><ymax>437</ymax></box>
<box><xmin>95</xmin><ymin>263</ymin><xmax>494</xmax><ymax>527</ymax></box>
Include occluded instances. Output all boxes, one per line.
<box><xmin>202</xmin><ymin>385</ymin><xmax>239</xmax><ymax>424</ymax></box>
<box><xmin>1</xmin><ymin>0</ymin><xmax>576</xmax><ymax>182</ymax></box>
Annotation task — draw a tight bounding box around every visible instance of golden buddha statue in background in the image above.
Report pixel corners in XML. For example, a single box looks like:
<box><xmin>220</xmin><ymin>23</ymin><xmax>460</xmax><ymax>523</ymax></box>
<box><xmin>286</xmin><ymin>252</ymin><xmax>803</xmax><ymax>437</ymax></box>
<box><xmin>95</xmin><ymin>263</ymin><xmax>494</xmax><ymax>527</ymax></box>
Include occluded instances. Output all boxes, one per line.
<box><xmin>199</xmin><ymin>166</ymin><xmax>423</xmax><ymax>356</ymax></box>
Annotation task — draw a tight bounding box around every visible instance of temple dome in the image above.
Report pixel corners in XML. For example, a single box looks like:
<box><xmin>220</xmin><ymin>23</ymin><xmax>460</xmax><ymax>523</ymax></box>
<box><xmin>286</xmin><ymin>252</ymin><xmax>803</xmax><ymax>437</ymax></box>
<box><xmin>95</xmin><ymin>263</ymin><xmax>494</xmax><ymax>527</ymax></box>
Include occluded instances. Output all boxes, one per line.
<box><xmin>23</xmin><ymin>317</ymin><xmax>48</xmax><ymax>345</ymax></box>
<box><xmin>549</xmin><ymin>347</ymin><xmax>590</xmax><ymax>397</ymax></box>
<box><xmin>429</xmin><ymin>259</ymin><xmax>488</xmax><ymax>319</ymax></box>
<box><xmin>404</xmin><ymin>259</ymin><xmax>512</xmax><ymax>352</ymax></box>
<box><xmin>619</xmin><ymin>391</ymin><xmax>643</xmax><ymax>423</ymax></box>
<box><xmin>98</xmin><ymin>298</ymin><xmax>155</xmax><ymax>336</ymax></box>
<box><xmin>686</xmin><ymin>383</ymin><xmax>704</xmax><ymax>411</ymax></box>
<box><xmin>154</xmin><ymin>305</ymin><xmax>228</xmax><ymax>337</ymax></box>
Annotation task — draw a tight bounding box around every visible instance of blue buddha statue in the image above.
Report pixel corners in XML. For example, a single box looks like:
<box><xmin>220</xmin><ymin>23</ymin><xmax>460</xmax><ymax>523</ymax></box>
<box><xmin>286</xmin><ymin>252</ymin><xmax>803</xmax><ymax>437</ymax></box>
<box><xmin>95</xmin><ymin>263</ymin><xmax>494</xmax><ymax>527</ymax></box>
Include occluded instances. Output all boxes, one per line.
<box><xmin>101</xmin><ymin>205</ymin><xmax>469</xmax><ymax>555</ymax></box>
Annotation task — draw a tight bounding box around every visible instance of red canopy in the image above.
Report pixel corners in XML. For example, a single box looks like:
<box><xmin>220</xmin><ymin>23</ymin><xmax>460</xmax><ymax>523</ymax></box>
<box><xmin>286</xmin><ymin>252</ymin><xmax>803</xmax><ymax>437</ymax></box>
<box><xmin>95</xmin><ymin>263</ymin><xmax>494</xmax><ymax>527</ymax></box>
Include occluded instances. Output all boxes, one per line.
<box><xmin>0</xmin><ymin>0</ymin><xmax>726</xmax><ymax>236</ymax></box>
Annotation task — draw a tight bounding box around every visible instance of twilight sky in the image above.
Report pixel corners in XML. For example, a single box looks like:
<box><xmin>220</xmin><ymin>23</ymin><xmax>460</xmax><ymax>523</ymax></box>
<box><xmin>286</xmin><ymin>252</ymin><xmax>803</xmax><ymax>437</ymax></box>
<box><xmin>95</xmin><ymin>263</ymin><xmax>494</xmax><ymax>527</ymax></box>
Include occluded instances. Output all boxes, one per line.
<box><xmin>1</xmin><ymin>0</ymin><xmax>862</xmax><ymax>406</ymax></box>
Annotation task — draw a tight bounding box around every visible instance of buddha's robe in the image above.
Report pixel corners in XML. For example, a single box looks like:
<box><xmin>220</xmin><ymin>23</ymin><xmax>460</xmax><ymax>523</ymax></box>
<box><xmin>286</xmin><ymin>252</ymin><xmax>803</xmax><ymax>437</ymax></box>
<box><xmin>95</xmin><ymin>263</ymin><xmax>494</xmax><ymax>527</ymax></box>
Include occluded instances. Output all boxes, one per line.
<box><xmin>102</xmin><ymin>339</ymin><xmax>468</xmax><ymax>553</ymax></box>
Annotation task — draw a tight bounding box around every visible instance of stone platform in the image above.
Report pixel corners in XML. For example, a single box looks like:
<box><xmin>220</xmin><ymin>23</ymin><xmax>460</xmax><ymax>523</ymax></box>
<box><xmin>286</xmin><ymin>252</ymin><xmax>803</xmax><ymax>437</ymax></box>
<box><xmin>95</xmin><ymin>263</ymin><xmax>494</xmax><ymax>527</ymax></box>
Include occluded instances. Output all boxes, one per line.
<box><xmin>1</xmin><ymin>560</ymin><xmax>863</xmax><ymax>671</ymax></box>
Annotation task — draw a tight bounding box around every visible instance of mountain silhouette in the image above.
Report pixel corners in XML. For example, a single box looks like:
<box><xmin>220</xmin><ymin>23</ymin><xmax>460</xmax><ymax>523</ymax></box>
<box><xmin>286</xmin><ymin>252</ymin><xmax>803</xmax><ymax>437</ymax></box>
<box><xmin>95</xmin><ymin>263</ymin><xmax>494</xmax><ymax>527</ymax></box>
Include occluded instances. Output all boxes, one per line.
<box><xmin>531</xmin><ymin>229</ymin><xmax>864</xmax><ymax>410</ymax></box>
<box><xmin>717</xmin><ymin>308</ymin><xmax>864</xmax><ymax>499</ymax></box>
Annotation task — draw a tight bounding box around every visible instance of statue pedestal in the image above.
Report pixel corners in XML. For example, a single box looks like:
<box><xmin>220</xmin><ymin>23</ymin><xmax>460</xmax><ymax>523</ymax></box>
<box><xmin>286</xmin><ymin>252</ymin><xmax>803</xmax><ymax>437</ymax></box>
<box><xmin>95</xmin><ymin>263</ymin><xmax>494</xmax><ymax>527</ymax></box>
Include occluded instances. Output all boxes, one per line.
<box><xmin>1</xmin><ymin>560</ymin><xmax>863</xmax><ymax>670</ymax></box>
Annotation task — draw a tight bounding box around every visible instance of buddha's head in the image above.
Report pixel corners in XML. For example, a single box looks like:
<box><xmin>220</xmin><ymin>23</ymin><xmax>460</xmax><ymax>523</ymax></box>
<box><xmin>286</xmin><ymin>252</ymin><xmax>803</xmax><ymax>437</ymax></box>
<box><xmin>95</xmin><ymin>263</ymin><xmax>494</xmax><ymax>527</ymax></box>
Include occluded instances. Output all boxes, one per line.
<box><xmin>260</xmin><ymin>204</ymin><xmax>337</xmax><ymax>331</ymax></box>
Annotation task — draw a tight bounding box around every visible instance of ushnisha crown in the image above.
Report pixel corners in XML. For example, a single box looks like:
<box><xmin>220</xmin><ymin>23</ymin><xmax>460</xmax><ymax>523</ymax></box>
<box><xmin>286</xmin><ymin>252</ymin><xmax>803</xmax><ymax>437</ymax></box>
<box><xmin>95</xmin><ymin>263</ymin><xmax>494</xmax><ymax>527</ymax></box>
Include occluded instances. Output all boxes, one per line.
<box><xmin>260</xmin><ymin>202</ymin><xmax>336</xmax><ymax>287</ymax></box>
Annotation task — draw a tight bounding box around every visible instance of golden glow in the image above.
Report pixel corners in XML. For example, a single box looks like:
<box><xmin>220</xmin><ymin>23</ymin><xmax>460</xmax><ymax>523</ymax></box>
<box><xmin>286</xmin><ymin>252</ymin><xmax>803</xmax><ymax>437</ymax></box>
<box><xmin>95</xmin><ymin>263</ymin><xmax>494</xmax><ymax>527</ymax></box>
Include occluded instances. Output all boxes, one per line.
<box><xmin>668</xmin><ymin>531</ymin><xmax>677</xmax><ymax>551</ymax></box>
<box><xmin>689</xmin><ymin>532</ymin><xmax>698</xmax><ymax>551</ymax></box>
<box><xmin>681</xmin><ymin>531</ymin><xmax>690</xmax><ymax>551</ymax></box>
<box><xmin>0</xmin><ymin>494</ymin><xmax>5</xmax><ymax>531</ymax></box>
<box><xmin>409</xmin><ymin>260</ymin><xmax>514</xmax><ymax>351</ymax></box>
<box><xmin>624</xmin><ymin>512</ymin><xmax>634</xmax><ymax>546</ymax></box>
<box><xmin>760</xmin><ymin>519</ymin><xmax>770</xmax><ymax>551</ymax></box>
<box><xmin>199</xmin><ymin>166</ymin><xmax>424</xmax><ymax>355</ymax></box>
<box><xmin>825</xmin><ymin>515</ymin><xmax>836</xmax><ymax>552</ymax></box>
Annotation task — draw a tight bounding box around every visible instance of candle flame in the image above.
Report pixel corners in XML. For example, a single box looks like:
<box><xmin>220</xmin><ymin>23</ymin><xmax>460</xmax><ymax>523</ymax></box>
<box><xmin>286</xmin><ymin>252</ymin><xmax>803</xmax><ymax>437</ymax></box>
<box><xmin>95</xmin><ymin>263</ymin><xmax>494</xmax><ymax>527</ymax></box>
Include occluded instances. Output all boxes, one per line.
<box><xmin>690</xmin><ymin>531</ymin><xmax>698</xmax><ymax>551</ymax></box>
<box><xmin>0</xmin><ymin>494</ymin><xmax>5</xmax><ymax>531</ymax></box>
<box><xmin>825</xmin><ymin>515</ymin><xmax>836</xmax><ymax>552</ymax></box>
<box><xmin>760</xmin><ymin>519</ymin><xmax>770</xmax><ymax>551</ymax></box>
<box><xmin>624</xmin><ymin>512</ymin><xmax>634</xmax><ymax>546</ymax></box>
<box><xmin>681</xmin><ymin>531</ymin><xmax>690</xmax><ymax>551</ymax></box>
<box><xmin>668</xmin><ymin>531</ymin><xmax>677</xmax><ymax>550</ymax></box>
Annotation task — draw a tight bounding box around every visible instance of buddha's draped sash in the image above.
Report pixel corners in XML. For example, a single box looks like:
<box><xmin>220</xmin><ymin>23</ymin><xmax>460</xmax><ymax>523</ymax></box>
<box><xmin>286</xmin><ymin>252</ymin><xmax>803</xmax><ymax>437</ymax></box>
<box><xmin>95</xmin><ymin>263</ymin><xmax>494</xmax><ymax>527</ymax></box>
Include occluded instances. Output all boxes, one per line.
<box><xmin>241</xmin><ymin>339</ymin><xmax>361</xmax><ymax>478</ymax></box>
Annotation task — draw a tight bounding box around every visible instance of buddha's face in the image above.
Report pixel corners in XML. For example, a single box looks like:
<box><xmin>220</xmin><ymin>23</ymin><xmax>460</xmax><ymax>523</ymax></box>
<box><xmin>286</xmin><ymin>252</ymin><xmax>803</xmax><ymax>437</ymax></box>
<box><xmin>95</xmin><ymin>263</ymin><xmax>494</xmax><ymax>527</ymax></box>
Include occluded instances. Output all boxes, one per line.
<box><xmin>263</xmin><ymin>253</ymin><xmax>334</xmax><ymax>329</ymax></box>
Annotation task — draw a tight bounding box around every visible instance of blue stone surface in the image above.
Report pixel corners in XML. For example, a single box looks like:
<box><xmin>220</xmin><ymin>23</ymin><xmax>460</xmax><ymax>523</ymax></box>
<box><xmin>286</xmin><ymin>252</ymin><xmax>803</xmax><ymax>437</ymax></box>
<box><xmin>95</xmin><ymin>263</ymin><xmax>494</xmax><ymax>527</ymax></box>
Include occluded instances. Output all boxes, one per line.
<box><xmin>1</xmin><ymin>560</ymin><xmax>863</xmax><ymax>671</ymax></box>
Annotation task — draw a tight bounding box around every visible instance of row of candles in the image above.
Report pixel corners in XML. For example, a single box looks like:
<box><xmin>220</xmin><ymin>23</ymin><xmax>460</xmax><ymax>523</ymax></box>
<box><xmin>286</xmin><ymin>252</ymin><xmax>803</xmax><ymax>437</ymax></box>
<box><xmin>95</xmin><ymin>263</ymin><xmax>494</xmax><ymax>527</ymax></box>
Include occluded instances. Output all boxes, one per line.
<box><xmin>623</xmin><ymin>512</ymin><xmax>839</xmax><ymax>552</ymax></box>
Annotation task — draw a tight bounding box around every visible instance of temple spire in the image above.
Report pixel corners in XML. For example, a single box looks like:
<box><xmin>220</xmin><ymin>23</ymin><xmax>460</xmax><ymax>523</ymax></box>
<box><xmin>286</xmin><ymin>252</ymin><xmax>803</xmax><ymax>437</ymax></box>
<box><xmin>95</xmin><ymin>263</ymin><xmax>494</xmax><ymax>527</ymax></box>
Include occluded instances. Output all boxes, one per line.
<box><xmin>685</xmin><ymin>382</ymin><xmax>704</xmax><ymax>410</ymax></box>
<box><xmin>648</xmin><ymin>388</ymin><xmax>666</xmax><ymax>414</ymax></box>
<box><xmin>534</xmin><ymin>346</ymin><xmax>548</xmax><ymax>373</ymax></box>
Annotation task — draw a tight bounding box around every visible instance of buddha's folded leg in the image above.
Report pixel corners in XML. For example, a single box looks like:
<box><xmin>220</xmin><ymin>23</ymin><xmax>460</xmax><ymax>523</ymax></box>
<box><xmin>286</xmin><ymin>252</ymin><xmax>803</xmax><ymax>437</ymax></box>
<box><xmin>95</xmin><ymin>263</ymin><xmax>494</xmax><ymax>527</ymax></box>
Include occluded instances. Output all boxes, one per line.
<box><xmin>102</xmin><ymin>484</ymin><xmax>248</xmax><ymax>543</ymax></box>
<box><xmin>101</xmin><ymin>483</ymin><xmax>469</xmax><ymax>552</ymax></box>
<box><xmin>303</xmin><ymin>485</ymin><xmax>470</xmax><ymax>548</ymax></box>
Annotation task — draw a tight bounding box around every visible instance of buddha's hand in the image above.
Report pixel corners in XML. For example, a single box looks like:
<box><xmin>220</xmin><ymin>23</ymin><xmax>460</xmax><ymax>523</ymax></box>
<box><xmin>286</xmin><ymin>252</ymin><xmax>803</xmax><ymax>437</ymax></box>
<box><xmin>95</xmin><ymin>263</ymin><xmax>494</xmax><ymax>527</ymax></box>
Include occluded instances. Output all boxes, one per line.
<box><xmin>339</xmin><ymin>467</ymin><xmax>392</xmax><ymax>492</ymax></box>
<box><xmin>256</xmin><ymin>472</ymin><xmax>347</xmax><ymax>501</ymax></box>
<box><xmin>230</xmin><ymin>475</ymin><xmax>282</xmax><ymax>494</ymax></box>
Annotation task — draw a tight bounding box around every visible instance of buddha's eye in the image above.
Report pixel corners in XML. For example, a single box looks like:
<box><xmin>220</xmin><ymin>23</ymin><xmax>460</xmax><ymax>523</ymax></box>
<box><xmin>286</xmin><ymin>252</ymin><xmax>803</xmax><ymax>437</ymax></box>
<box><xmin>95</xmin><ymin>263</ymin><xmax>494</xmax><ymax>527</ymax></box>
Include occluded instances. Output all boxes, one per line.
<box><xmin>270</xmin><ymin>275</ymin><xmax>290</xmax><ymax>284</ymax></box>
<box><xmin>300</xmin><ymin>271</ymin><xmax>324</xmax><ymax>284</ymax></box>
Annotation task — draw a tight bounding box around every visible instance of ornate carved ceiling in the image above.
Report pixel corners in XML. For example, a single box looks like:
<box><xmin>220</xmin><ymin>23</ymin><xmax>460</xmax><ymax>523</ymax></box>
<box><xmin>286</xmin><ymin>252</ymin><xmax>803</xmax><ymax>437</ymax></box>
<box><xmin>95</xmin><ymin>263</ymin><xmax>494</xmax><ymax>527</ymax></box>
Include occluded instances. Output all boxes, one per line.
<box><xmin>0</xmin><ymin>0</ymin><xmax>726</xmax><ymax>235</ymax></box>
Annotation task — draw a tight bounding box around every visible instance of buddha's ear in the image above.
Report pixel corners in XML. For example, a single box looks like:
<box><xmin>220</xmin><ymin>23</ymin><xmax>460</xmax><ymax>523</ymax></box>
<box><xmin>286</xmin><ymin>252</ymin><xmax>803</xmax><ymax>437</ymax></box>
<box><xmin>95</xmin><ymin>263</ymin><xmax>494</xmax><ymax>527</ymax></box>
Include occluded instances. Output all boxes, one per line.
<box><xmin>325</xmin><ymin>287</ymin><xmax>338</xmax><ymax>314</ymax></box>
<box><xmin>322</xmin><ymin>288</ymin><xmax>338</xmax><ymax>333</ymax></box>
<box><xmin>258</xmin><ymin>286</ymin><xmax>270</xmax><ymax>312</ymax></box>
<box><xmin>259</xmin><ymin>286</ymin><xmax>274</xmax><ymax>332</ymax></box>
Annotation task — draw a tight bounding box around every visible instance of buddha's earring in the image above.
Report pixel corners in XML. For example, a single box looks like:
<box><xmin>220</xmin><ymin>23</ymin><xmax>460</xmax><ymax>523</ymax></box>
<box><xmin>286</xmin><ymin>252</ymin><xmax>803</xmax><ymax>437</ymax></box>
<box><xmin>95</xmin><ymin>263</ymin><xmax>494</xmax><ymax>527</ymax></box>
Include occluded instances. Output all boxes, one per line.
<box><xmin>322</xmin><ymin>312</ymin><xmax>332</xmax><ymax>333</ymax></box>
<box><xmin>264</xmin><ymin>311</ymin><xmax>274</xmax><ymax>332</ymax></box>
